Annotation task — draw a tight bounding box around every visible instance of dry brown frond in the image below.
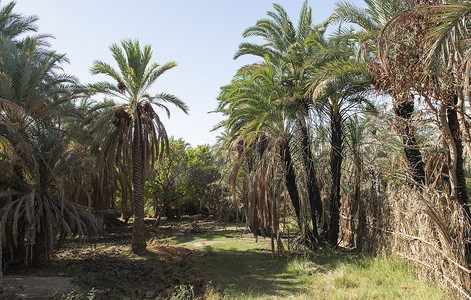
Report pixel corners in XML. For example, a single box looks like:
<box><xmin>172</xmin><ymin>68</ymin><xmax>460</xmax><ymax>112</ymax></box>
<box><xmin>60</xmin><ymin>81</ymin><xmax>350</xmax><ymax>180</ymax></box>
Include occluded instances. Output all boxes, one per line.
<box><xmin>361</xmin><ymin>185</ymin><xmax>471</xmax><ymax>298</ymax></box>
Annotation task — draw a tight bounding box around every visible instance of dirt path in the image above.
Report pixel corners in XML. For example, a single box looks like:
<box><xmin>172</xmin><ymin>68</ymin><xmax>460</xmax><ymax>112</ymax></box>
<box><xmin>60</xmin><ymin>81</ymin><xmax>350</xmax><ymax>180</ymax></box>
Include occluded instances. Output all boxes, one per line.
<box><xmin>2</xmin><ymin>276</ymin><xmax>80</xmax><ymax>299</ymax></box>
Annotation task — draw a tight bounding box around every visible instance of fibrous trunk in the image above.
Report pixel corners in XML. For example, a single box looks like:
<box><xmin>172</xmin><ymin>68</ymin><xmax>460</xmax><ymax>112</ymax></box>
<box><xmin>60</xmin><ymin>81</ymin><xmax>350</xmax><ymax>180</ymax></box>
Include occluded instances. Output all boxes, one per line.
<box><xmin>32</xmin><ymin>223</ymin><xmax>52</xmax><ymax>267</ymax></box>
<box><xmin>394</xmin><ymin>99</ymin><xmax>425</xmax><ymax>185</ymax></box>
<box><xmin>0</xmin><ymin>224</ymin><xmax>2</xmax><ymax>284</ymax></box>
<box><xmin>353</xmin><ymin>147</ymin><xmax>365</xmax><ymax>250</ymax></box>
<box><xmin>280</xmin><ymin>142</ymin><xmax>301</xmax><ymax>222</ymax></box>
<box><xmin>447</xmin><ymin>96</ymin><xmax>470</xmax><ymax>219</ymax></box>
<box><xmin>328</xmin><ymin>109</ymin><xmax>342</xmax><ymax>246</ymax></box>
<box><xmin>131</xmin><ymin>116</ymin><xmax>146</xmax><ymax>255</ymax></box>
<box><xmin>297</xmin><ymin>119</ymin><xmax>322</xmax><ymax>242</ymax></box>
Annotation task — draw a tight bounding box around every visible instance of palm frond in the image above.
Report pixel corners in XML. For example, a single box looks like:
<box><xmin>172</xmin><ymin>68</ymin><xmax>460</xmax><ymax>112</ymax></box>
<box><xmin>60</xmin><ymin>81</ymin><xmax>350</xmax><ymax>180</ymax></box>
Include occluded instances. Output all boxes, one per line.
<box><xmin>152</xmin><ymin>92</ymin><xmax>189</xmax><ymax>115</ymax></box>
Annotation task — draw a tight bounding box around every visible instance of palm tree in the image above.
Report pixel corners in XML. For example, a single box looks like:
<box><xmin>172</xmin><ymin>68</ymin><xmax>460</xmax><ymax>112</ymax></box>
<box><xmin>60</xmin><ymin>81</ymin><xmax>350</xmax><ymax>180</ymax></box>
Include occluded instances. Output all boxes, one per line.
<box><xmin>215</xmin><ymin>59</ymin><xmax>299</xmax><ymax>253</ymax></box>
<box><xmin>306</xmin><ymin>25</ymin><xmax>371</xmax><ymax>245</ymax></box>
<box><xmin>235</xmin><ymin>1</ymin><xmax>324</xmax><ymax>242</ymax></box>
<box><xmin>90</xmin><ymin>39</ymin><xmax>188</xmax><ymax>254</ymax></box>
<box><xmin>425</xmin><ymin>1</ymin><xmax>471</xmax><ymax>214</ymax></box>
<box><xmin>0</xmin><ymin>35</ymin><xmax>101</xmax><ymax>267</ymax></box>
<box><xmin>376</xmin><ymin>0</ymin><xmax>471</xmax><ymax>216</ymax></box>
<box><xmin>332</xmin><ymin>0</ymin><xmax>427</xmax><ymax>186</ymax></box>
<box><xmin>0</xmin><ymin>1</ymin><xmax>42</xmax><ymax>275</ymax></box>
<box><xmin>61</xmin><ymin>96</ymin><xmax>121</xmax><ymax>218</ymax></box>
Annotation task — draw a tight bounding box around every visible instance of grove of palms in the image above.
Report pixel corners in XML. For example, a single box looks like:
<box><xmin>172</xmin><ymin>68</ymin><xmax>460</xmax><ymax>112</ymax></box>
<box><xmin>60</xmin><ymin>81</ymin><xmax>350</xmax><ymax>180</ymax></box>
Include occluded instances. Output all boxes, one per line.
<box><xmin>1</xmin><ymin>0</ymin><xmax>471</xmax><ymax>298</ymax></box>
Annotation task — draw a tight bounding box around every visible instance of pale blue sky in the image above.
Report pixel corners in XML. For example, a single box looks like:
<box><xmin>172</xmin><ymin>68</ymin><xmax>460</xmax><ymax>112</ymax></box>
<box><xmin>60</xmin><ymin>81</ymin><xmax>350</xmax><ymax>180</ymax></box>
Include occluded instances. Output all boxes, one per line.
<box><xmin>15</xmin><ymin>0</ymin><xmax>365</xmax><ymax>146</ymax></box>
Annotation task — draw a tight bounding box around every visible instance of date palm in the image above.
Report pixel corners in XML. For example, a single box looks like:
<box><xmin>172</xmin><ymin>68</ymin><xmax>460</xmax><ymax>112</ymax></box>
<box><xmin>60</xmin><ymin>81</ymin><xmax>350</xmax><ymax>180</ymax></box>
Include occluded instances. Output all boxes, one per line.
<box><xmin>235</xmin><ymin>1</ymin><xmax>324</xmax><ymax>242</ymax></box>
<box><xmin>331</xmin><ymin>0</ymin><xmax>409</xmax><ymax>56</ymax></box>
<box><xmin>426</xmin><ymin>1</ymin><xmax>471</xmax><ymax>211</ymax></box>
<box><xmin>332</xmin><ymin>0</ymin><xmax>426</xmax><ymax>186</ymax></box>
<box><xmin>377</xmin><ymin>0</ymin><xmax>471</xmax><ymax>215</ymax></box>
<box><xmin>216</xmin><ymin>58</ymin><xmax>304</xmax><ymax>251</ymax></box>
<box><xmin>0</xmin><ymin>35</ymin><xmax>101</xmax><ymax>267</ymax></box>
<box><xmin>90</xmin><ymin>39</ymin><xmax>188</xmax><ymax>254</ymax></box>
<box><xmin>306</xmin><ymin>25</ymin><xmax>372</xmax><ymax>245</ymax></box>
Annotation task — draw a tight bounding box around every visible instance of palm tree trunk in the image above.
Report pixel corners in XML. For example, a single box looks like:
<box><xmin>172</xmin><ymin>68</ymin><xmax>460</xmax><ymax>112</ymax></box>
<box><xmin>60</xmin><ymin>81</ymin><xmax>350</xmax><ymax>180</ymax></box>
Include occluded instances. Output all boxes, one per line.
<box><xmin>328</xmin><ymin>110</ymin><xmax>343</xmax><ymax>246</ymax></box>
<box><xmin>352</xmin><ymin>144</ymin><xmax>364</xmax><ymax>250</ymax></box>
<box><xmin>394</xmin><ymin>99</ymin><xmax>425</xmax><ymax>185</ymax></box>
<box><xmin>280</xmin><ymin>142</ymin><xmax>301</xmax><ymax>221</ymax></box>
<box><xmin>297</xmin><ymin>119</ymin><xmax>321</xmax><ymax>241</ymax></box>
<box><xmin>32</xmin><ymin>225</ymin><xmax>51</xmax><ymax>267</ymax></box>
<box><xmin>0</xmin><ymin>224</ymin><xmax>2</xmax><ymax>284</ymax></box>
<box><xmin>447</xmin><ymin>96</ymin><xmax>470</xmax><ymax>218</ymax></box>
<box><xmin>131</xmin><ymin>116</ymin><xmax>146</xmax><ymax>255</ymax></box>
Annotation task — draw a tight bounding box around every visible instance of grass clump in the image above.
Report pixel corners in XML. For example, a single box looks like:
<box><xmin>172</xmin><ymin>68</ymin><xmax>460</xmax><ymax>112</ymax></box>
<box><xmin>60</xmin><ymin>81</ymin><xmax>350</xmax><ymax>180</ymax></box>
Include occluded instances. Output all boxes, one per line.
<box><xmin>53</xmin><ymin>288</ymin><xmax>97</xmax><ymax>300</ymax></box>
<box><xmin>306</xmin><ymin>255</ymin><xmax>446</xmax><ymax>299</ymax></box>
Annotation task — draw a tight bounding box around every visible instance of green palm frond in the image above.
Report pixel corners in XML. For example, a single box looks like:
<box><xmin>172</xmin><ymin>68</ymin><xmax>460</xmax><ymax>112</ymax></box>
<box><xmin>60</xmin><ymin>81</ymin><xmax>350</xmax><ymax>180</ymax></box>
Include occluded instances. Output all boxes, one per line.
<box><xmin>0</xmin><ymin>1</ymin><xmax>38</xmax><ymax>39</ymax></box>
<box><xmin>142</xmin><ymin>61</ymin><xmax>177</xmax><ymax>91</ymax></box>
<box><xmin>90</xmin><ymin>60</ymin><xmax>122</xmax><ymax>82</ymax></box>
<box><xmin>234</xmin><ymin>43</ymin><xmax>272</xmax><ymax>60</ymax></box>
<box><xmin>152</xmin><ymin>92</ymin><xmax>189</xmax><ymax>115</ymax></box>
<box><xmin>110</xmin><ymin>42</ymin><xmax>131</xmax><ymax>79</ymax></box>
<box><xmin>297</xmin><ymin>1</ymin><xmax>312</xmax><ymax>41</ymax></box>
<box><xmin>332</xmin><ymin>1</ymin><xmax>379</xmax><ymax>31</ymax></box>
<box><xmin>424</xmin><ymin>2</ymin><xmax>471</xmax><ymax>71</ymax></box>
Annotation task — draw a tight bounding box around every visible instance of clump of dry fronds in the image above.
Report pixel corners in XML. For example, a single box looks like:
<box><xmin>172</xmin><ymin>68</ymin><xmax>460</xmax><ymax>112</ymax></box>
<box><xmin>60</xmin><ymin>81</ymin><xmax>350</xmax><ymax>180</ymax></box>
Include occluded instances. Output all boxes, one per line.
<box><xmin>227</xmin><ymin>137</ymin><xmax>284</xmax><ymax>258</ymax></box>
<box><xmin>363</xmin><ymin>185</ymin><xmax>471</xmax><ymax>298</ymax></box>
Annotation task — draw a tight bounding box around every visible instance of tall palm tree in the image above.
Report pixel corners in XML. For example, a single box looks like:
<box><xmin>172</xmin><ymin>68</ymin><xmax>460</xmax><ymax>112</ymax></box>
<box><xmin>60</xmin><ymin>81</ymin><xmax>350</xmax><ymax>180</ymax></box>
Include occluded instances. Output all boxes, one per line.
<box><xmin>216</xmin><ymin>58</ymin><xmax>300</xmax><ymax>252</ymax></box>
<box><xmin>235</xmin><ymin>1</ymin><xmax>324</xmax><ymax>242</ymax></box>
<box><xmin>306</xmin><ymin>25</ymin><xmax>371</xmax><ymax>245</ymax></box>
<box><xmin>377</xmin><ymin>0</ymin><xmax>471</xmax><ymax>216</ymax></box>
<box><xmin>332</xmin><ymin>0</ymin><xmax>427</xmax><ymax>186</ymax></box>
<box><xmin>0</xmin><ymin>1</ymin><xmax>45</xmax><ymax>274</ymax></box>
<box><xmin>90</xmin><ymin>39</ymin><xmax>188</xmax><ymax>254</ymax></box>
<box><xmin>425</xmin><ymin>1</ymin><xmax>471</xmax><ymax>214</ymax></box>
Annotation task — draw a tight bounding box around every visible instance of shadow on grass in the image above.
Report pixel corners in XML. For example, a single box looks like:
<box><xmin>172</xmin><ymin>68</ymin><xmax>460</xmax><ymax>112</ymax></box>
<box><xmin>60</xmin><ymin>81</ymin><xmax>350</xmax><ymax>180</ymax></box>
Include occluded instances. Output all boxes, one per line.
<box><xmin>197</xmin><ymin>244</ymin><xmax>370</xmax><ymax>298</ymax></box>
<box><xmin>170</xmin><ymin>229</ymin><xmax>245</xmax><ymax>244</ymax></box>
<box><xmin>199</xmin><ymin>246</ymin><xmax>297</xmax><ymax>297</ymax></box>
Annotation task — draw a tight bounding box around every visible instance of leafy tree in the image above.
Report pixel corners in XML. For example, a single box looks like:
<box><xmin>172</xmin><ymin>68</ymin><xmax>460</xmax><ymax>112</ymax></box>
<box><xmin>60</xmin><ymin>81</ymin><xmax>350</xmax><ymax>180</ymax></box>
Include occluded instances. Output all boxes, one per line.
<box><xmin>147</xmin><ymin>139</ymin><xmax>188</xmax><ymax>220</ymax></box>
<box><xmin>146</xmin><ymin>140</ymin><xmax>219</xmax><ymax>220</ymax></box>
<box><xmin>90</xmin><ymin>39</ymin><xmax>188</xmax><ymax>254</ymax></box>
<box><xmin>184</xmin><ymin>144</ymin><xmax>219</xmax><ymax>215</ymax></box>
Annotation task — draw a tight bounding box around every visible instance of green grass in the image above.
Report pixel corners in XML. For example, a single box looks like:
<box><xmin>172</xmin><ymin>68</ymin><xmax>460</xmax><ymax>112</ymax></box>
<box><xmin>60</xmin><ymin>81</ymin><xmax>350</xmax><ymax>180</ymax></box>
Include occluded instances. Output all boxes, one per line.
<box><xmin>171</xmin><ymin>226</ymin><xmax>449</xmax><ymax>299</ymax></box>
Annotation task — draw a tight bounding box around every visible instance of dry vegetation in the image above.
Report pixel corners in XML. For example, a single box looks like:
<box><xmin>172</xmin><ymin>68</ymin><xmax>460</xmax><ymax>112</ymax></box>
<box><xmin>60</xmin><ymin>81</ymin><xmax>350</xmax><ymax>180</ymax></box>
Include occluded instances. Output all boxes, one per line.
<box><xmin>356</xmin><ymin>186</ymin><xmax>471</xmax><ymax>298</ymax></box>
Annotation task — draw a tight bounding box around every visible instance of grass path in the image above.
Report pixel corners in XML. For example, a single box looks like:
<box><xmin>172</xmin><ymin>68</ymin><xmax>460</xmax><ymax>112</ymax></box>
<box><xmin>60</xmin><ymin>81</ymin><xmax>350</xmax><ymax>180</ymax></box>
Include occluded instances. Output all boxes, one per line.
<box><xmin>171</xmin><ymin>222</ymin><xmax>449</xmax><ymax>299</ymax></box>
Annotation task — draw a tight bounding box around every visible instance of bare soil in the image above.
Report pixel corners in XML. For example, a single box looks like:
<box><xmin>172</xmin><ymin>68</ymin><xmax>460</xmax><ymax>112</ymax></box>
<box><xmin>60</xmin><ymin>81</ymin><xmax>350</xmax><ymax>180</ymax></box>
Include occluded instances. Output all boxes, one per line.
<box><xmin>0</xmin><ymin>219</ymin><xmax>213</xmax><ymax>299</ymax></box>
<box><xmin>2</xmin><ymin>276</ymin><xmax>80</xmax><ymax>299</ymax></box>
